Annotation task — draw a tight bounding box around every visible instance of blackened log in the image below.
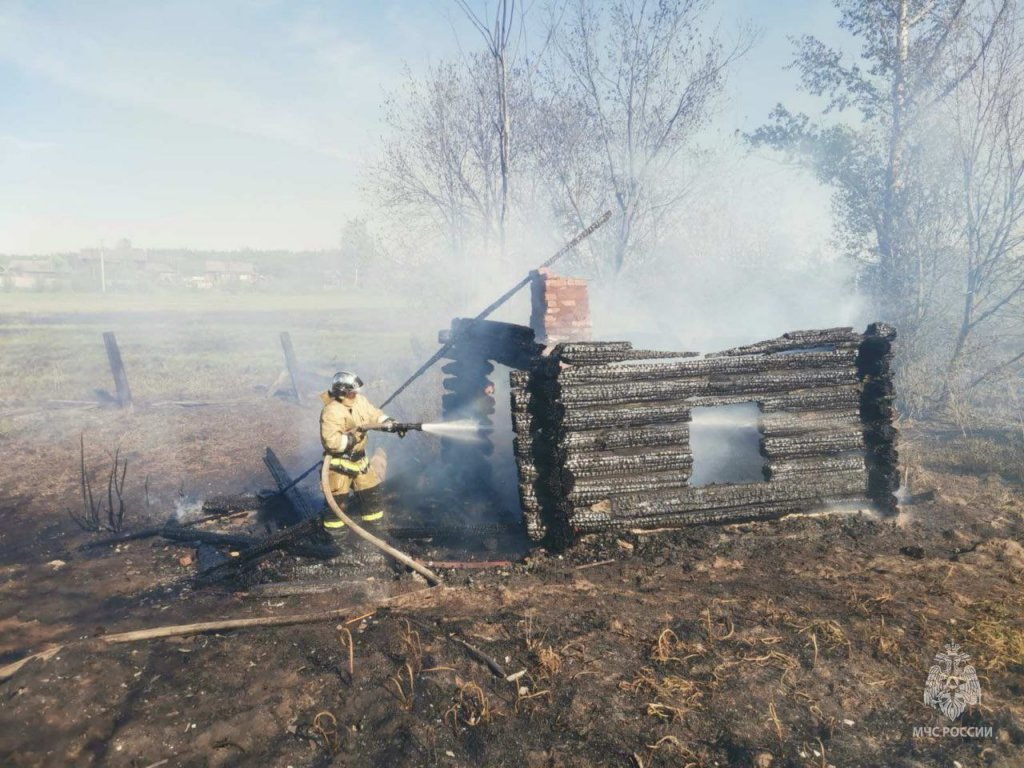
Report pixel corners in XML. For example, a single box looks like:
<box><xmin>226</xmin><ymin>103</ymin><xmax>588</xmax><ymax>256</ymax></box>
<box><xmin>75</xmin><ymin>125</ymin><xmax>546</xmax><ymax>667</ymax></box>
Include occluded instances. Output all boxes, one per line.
<box><xmin>708</xmin><ymin>328</ymin><xmax>861</xmax><ymax>357</ymax></box>
<box><xmin>760</xmin><ymin>410</ymin><xmax>862</xmax><ymax>436</ymax></box>
<box><xmin>557</xmin><ymin>424</ymin><xmax>690</xmax><ymax>453</ymax></box>
<box><xmin>555</xmin><ymin>368</ymin><xmax>857</xmax><ymax>406</ymax></box>
<box><xmin>557</xmin><ymin>341</ymin><xmax>632</xmax><ymax>354</ymax></box>
<box><xmin>574</xmin><ymin>471</ymin><xmax>868</xmax><ymax>520</ymax></box>
<box><xmin>556</xmin><ymin>349</ymin><xmax>858</xmax><ymax>384</ymax></box>
<box><xmin>566</xmin><ymin>469</ymin><xmax>693</xmax><ymax>505</ymax></box>
<box><xmin>560</xmin><ymin>403</ymin><xmax>692</xmax><ymax>430</ymax></box>
<box><xmin>571</xmin><ymin>498</ymin><xmax>875</xmax><ymax>532</ymax></box>
<box><xmin>766</xmin><ymin>456</ymin><xmax>865</xmax><ymax>479</ymax></box>
<box><xmin>572</xmin><ymin>502</ymin><xmax>805</xmax><ymax>531</ymax></box>
<box><xmin>558</xmin><ymin>348</ymin><xmax>700</xmax><ymax>365</ymax></box>
<box><xmin>201</xmin><ymin>495</ymin><xmax>262</xmax><ymax>515</ymax></box>
<box><xmin>759</xmin><ymin>386</ymin><xmax>861</xmax><ymax>413</ymax></box>
<box><xmin>760</xmin><ymin>431</ymin><xmax>865</xmax><ymax>460</ymax></box>
<box><xmin>563</xmin><ymin>448</ymin><xmax>693</xmax><ymax>478</ymax></box>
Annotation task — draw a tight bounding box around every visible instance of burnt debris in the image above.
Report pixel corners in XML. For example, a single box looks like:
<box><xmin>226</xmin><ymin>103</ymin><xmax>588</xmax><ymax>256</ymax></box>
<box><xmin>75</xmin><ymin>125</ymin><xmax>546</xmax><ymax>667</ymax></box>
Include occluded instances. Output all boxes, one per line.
<box><xmin>511</xmin><ymin>326</ymin><xmax>900</xmax><ymax>547</ymax></box>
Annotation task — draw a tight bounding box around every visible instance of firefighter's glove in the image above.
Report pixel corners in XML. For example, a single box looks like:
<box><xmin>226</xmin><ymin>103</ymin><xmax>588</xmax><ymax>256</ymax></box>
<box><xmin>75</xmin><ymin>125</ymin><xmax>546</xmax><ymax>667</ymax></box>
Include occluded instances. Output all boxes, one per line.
<box><xmin>337</xmin><ymin>432</ymin><xmax>359</xmax><ymax>454</ymax></box>
<box><xmin>379</xmin><ymin>419</ymin><xmax>399</xmax><ymax>434</ymax></box>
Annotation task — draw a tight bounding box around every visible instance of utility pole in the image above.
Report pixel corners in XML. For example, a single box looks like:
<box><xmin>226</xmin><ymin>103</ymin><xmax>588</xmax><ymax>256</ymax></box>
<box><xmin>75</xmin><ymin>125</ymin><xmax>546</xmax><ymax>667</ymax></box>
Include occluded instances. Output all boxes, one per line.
<box><xmin>99</xmin><ymin>240</ymin><xmax>107</xmax><ymax>294</ymax></box>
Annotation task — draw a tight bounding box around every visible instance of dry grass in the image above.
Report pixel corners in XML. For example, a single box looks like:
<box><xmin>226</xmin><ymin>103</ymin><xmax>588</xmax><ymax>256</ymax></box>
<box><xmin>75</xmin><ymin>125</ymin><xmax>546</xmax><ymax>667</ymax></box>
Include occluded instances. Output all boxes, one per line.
<box><xmin>398</xmin><ymin>619</ymin><xmax>424</xmax><ymax>674</ymax></box>
<box><xmin>766</xmin><ymin>701</ymin><xmax>784</xmax><ymax>743</ymax></box>
<box><xmin>644</xmin><ymin>736</ymin><xmax>704</xmax><ymax>768</ymax></box>
<box><xmin>869</xmin><ymin>618</ymin><xmax>903</xmax><ymax>663</ymax></box>
<box><xmin>967</xmin><ymin>600</ymin><xmax>1024</xmax><ymax>672</ymax></box>
<box><xmin>386</xmin><ymin>662</ymin><xmax>417</xmax><ymax>711</ymax></box>
<box><xmin>312</xmin><ymin>710</ymin><xmax>341</xmax><ymax>755</ymax></box>
<box><xmin>513</xmin><ymin>674</ymin><xmax>551</xmax><ymax>714</ymax></box>
<box><xmin>650</xmin><ymin>628</ymin><xmax>706</xmax><ymax>664</ymax></box>
<box><xmin>444</xmin><ymin>678</ymin><xmax>493</xmax><ymax>728</ymax></box>
<box><xmin>622</xmin><ymin>667</ymin><xmax>703</xmax><ymax>722</ymax></box>
<box><xmin>793</xmin><ymin>618</ymin><xmax>851</xmax><ymax>661</ymax></box>
<box><xmin>535</xmin><ymin>646</ymin><xmax>562</xmax><ymax>679</ymax></box>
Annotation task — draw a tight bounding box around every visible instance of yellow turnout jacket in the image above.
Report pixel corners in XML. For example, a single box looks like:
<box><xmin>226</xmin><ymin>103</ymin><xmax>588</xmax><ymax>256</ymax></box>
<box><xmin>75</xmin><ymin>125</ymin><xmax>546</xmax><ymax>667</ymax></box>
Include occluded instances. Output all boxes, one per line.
<box><xmin>319</xmin><ymin>391</ymin><xmax>388</xmax><ymax>457</ymax></box>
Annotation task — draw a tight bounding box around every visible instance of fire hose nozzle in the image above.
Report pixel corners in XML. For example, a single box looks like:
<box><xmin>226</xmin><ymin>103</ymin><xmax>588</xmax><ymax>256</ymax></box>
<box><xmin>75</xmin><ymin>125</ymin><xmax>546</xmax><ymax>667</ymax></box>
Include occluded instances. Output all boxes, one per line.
<box><xmin>365</xmin><ymin>421</ymin><xmax>423</xmax><ymax>437</ymax></box>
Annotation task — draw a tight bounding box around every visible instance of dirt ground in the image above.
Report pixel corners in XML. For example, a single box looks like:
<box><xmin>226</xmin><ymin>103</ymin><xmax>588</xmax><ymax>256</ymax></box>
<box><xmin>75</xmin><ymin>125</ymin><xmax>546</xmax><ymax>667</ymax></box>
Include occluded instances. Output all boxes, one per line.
<box><xmin>1</xmin><ymin>310</ymin><xmax>1023</xmax><ymax>767</ymax></box>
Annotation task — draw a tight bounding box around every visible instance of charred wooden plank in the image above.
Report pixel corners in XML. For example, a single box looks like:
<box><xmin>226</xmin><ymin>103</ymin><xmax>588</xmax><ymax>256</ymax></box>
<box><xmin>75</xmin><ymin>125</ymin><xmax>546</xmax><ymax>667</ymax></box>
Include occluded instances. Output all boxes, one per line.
<box><xmin>766</xmin><ymin>456</ymin><xmax>866</xmax><ymax>479</ymax></box>
<box><xmin>553</xmin><ymin>341</ymin><xmax>698</xmax><ymax>365</ymax></box>
<box><xmin>760</xmin><ymin>431</ymin><xmax>865</xmax><ymax>460</ymax></box>
<box><xmin>857</xmin><ymin>322</ymin><xmax>899</xmax><ymax>514</ymax></box>
<box><xmin>560</xmin><ymin>403</ymin><xmax>692</xmax><ymax>430</ymax></box>
<box><xmin>759</xmin><ymin>386</ymin><xmax>860</xmax><ymax>413</ymax></box>
<box><xmin>201</xmin><ymin>494</ymin><xmax>262</xmax><ymax>515</ymax></box>
<box><xmin>555</xmin><ymin>368</ymin><xmax>857</xmax><ymax>406</ymax></box>
<box><xmin>708</xmin><ymin>327</ymin><xmax>861</xmax><ymax>357</ymax></box>
<box><xmin>573</xmin><ymin>471</ymin><xmax>868</xmax><ymax>520</ymax></box>
<box><xmin>556</xmin><ymin>349</ymin><xmax>858</xmax><ymax>384</ymax></box>
<box><xmin>559</xmin><ymin>348</ymin><xmax>700</xmax><ymax>364</ymax></box>
<box><xmin>571</xmin><ymin>498</ymin><xmax>873</xmax><ymax>532</ymax></box>
<box><xmin>566</xmin><ymin>469</ymin><xmax>693</xmax><ymax>505</ymax></box>
<box><xmin>557</xmin><ymin>424</ymin><xmax>690</xmax><ymax>453</ymax></box>
<box><xmin>563</xmin><ymin>448</ymin><xmax>693</xmax><ymax>478</ymax></box>
<box><xmin>263</xmin><ymin>447</ymin><xmax>317</xmax><ymax>523</ymax></box>
<box><xmin>760</xmin><ymin>410</ymin><xmax>862</xmax><ymax>436</ymax></box>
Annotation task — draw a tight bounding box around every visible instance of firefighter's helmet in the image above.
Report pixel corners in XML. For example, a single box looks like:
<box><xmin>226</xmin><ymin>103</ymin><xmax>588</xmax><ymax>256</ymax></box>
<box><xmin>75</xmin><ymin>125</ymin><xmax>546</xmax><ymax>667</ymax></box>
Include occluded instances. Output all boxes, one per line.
<box><xmin>330</xmin><ymin>371</ymin><xmax>363</xmax><ymax>397</ymax></box>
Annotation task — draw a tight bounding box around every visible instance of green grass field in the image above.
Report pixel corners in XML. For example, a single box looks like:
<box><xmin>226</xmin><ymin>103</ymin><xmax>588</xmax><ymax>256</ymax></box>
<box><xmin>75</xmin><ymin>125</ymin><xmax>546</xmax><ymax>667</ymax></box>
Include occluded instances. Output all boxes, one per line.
<box><xmin>0</xmin><ymin>292</ymin><xmax>442</xmax><ymax>404</ymax></box>
<box><xmin>0</xmin><ymin>290</ymin><xmax>404</xmax><ymax>315</ymax></box>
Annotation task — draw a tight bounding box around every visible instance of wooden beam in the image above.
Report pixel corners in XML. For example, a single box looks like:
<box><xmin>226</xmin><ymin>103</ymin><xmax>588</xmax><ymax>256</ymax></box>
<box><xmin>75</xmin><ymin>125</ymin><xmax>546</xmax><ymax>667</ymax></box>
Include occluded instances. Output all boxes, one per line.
<box><xmin>263</xmin><ymin>447</ymin><xmax>317</xmax><ymax>523</ymax></box>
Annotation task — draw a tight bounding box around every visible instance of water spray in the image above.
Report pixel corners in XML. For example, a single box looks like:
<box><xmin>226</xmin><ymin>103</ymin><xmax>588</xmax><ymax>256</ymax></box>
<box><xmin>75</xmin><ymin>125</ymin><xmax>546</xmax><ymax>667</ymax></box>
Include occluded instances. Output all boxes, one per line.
<box><xmin>364</xmin><ymin>419</ymin><xmax>485</xmax><ymax>442</ymax></box>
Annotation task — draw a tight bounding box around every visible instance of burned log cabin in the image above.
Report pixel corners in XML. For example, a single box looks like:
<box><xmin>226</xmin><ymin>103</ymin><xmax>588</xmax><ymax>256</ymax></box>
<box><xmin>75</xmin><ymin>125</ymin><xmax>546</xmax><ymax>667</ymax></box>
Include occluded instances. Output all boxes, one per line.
<box><xmin>510</xmin><ymin>323</ymin><xmax>898</xmax><ymax>547</ymax></box>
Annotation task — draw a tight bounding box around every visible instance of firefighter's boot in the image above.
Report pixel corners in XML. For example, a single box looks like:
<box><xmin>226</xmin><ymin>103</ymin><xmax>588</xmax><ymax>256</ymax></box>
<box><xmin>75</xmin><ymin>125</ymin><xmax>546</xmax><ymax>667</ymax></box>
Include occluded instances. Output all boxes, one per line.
<box><xmin>322</xmin><ymin>494</ymin><xmax>349</xmax><ymax>538</ymax></box>
<box><xmin>354</xmin><ymin>485</ymin><xmax>386</xmax><ymax>527</ymax></box>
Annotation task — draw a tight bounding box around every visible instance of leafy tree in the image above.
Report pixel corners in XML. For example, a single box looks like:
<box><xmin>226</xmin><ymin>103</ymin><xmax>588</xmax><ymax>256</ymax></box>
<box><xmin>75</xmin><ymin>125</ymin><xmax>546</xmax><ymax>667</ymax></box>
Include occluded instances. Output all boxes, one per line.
<box><xmin>750</xmin><ymin>0</ymin><xmax>1012</xmax><ymax>415</ymax></box>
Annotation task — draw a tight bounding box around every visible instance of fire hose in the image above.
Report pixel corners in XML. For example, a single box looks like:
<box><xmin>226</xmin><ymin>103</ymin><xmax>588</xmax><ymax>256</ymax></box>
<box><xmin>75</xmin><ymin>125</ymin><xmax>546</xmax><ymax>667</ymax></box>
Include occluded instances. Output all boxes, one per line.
<box><xmin>319</xmin><ymin>455</ymin><xmax>441</xmax><ymax>586</ymax></box>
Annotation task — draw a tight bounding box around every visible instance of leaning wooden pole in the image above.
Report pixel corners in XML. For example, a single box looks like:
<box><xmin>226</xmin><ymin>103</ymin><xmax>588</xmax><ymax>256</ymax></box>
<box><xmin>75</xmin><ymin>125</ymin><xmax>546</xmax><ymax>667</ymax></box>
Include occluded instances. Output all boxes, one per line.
<box><xmin>319</xmin><ymin>456</ymin><xmax>442</xmax><ymax>586</ymax></box>
<box><xmin>102</xmin><ymin>332</ymin><xmax>133</xmax><ymax>408</ymax></box>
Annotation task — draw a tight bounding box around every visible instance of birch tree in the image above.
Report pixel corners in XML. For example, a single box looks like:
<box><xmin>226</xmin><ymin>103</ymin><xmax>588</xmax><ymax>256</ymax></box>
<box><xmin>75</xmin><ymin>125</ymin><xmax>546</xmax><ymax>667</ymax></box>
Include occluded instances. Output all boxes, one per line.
<box><xmin>540</xmin><ymin>0</ymin><xmax>751</xmax><ymax>278</ymax></box>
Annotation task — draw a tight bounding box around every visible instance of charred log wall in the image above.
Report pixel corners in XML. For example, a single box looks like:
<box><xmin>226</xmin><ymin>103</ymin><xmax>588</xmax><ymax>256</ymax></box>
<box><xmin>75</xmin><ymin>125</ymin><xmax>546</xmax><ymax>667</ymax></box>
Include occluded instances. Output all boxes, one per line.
<box><xmin>510</xmin><ymin>326</ymin><xmax>899</xmax><ymax>547</ymax></box>
<box><xmin>440</xmin><ymin>319</ymin><xmax>544</xmax><ymax>502</ymax></box>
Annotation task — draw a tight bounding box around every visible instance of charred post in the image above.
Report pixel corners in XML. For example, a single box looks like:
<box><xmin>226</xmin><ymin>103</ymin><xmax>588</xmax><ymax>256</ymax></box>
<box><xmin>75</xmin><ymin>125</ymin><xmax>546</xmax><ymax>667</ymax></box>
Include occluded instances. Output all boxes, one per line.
<box><xmin>102</xmin><ymin>331</ymin><xmax>133</xmax><ymax>409</ymax></box>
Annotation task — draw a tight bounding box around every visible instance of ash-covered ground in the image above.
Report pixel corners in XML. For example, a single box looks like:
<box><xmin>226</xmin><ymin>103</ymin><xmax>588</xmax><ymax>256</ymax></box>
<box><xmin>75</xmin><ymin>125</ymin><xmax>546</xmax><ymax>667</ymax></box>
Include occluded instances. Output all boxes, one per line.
<box><xmin>1</xmin><ymin>395</ymin><xmax>1023</xmax><ymax>768</ymax></box>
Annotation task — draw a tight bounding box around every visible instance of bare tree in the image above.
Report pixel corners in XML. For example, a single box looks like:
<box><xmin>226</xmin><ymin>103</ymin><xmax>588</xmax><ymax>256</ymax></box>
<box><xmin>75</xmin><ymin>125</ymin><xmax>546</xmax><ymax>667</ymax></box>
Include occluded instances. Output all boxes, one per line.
<box><xmin>539</xmin><ymin>0</ymin><xmax>751</xmax><ymax>278</ymax></box>
<box><xmin>455</xmin><ymin>0</ymin><xmax>517</xmax><ymax>263</ymax></box>
<box><xmin>372</xmin><ymin>58</ymin><xmax>496</xmax><ymax>266</ymax></box>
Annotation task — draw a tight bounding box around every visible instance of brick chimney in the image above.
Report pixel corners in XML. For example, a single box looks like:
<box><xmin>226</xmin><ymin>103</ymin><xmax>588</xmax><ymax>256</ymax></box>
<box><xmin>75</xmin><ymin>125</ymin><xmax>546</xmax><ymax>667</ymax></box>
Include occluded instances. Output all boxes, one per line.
<box><xmin>529</xmin><ymin>267</ymin><xmax>592</xmax><ymax>345</ymax></box>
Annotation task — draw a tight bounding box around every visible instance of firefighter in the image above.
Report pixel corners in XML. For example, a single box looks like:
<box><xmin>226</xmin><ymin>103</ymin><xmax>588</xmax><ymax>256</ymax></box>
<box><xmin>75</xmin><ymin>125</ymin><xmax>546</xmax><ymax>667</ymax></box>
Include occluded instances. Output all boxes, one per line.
<box><xmin>320</xmin><ymin>371</ymin><xmax>395</xmax><ymax>534</ymax></box>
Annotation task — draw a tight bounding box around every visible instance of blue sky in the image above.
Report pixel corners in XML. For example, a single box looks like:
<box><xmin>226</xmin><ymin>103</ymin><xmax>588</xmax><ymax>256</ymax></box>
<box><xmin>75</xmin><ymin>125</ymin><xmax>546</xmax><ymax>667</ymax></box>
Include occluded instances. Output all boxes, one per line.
<box><xmin>0</xmin><ymin>0</ymin><xmax>847</xmax><ymax>254</ymax></box>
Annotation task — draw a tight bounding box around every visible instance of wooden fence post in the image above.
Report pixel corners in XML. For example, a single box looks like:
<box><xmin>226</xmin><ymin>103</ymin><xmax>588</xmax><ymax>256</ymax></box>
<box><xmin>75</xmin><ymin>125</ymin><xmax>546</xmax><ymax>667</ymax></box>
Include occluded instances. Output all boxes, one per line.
<box><xmin>102</xmin><ymin>332</ymin><xmax>133</xmax><ymax>409</ymax></box>
<box><xmin>279</xmin><ymin>331</ymin><xmax>302</xmax><ymax>403</ymax></box>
